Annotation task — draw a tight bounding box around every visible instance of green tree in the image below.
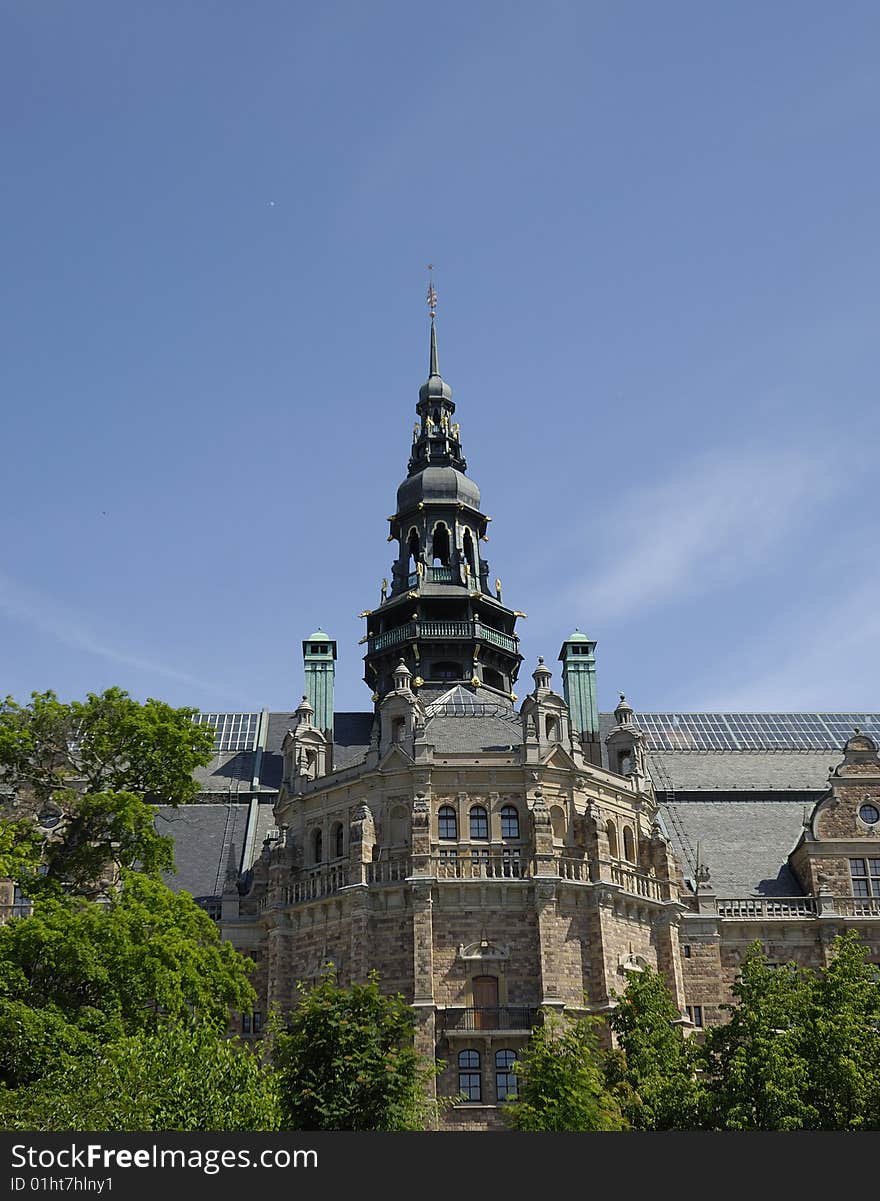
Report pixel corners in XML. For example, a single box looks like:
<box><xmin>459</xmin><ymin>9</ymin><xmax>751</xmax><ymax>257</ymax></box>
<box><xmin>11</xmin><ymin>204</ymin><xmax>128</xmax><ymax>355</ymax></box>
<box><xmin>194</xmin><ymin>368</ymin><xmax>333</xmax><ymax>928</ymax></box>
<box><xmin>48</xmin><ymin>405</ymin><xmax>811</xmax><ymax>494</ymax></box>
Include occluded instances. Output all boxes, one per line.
<box><xmin>0</xmin><ymin>688</ymin><xmax>214</xmax><ymax>897</ymax></box>
<box><xmin>0</xmin><ymin>873</ymin><xmax>254</xmax><ymax>1086</ymax></box>
<box><xmin>273</xmin><ymin>969</ymin><xmax>439</xmax><ymax>1131</ymax></box>
<box><xmin>1</xmin><ymin>1023</ymin><xmax>280</xmax><ymax>1131</ymax></box>
<box><xmin>702</xmin><ymin>942</ymin><xmax>816</xmax><ymax>1130</ymax></box>
<box><xmin>502</xmin><ymin>1012</ymin><xmax>626</xmax><ymax>1131</ymax></box>
<box><xmin>605</xmin><ymin>966</ymin><xmax>704</xmax><ymax>1129</ymax></box>
<box><xmin>801</xmin><ymin>930</ymin><xmax>880</xmax><ymax>1130</ymax></box>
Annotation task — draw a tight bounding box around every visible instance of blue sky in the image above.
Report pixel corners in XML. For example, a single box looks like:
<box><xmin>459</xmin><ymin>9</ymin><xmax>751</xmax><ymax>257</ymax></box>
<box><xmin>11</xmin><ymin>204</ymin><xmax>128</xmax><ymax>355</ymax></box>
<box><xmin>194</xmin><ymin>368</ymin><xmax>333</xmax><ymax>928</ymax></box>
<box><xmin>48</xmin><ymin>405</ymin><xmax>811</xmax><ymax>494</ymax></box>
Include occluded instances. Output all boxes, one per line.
<box><xmin>2</xmin><ymin>1</ymin><xmax>878</xmax><ymax>717</ymax></box>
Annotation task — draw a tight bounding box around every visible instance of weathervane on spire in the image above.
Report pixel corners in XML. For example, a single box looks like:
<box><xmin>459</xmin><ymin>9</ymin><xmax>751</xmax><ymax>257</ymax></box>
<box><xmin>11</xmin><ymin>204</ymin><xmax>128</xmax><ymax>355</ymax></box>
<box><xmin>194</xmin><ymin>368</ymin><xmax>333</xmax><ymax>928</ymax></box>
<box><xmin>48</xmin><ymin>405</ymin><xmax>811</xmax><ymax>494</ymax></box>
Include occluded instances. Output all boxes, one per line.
<box><xmin>426</xmin><ymin>264</ymin><xmax>437</xmax><ymax>320</ymax></box>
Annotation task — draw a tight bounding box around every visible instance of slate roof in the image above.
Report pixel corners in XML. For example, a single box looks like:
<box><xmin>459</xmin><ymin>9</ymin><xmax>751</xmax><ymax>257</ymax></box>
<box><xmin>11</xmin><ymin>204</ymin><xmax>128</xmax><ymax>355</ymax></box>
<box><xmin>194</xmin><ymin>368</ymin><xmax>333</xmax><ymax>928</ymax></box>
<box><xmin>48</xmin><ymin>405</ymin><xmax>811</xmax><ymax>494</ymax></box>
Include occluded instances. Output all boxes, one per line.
<box><xmin>661</xmin><ymin>799</ymin><xmax>809</xmax><ymax>897</ymax></box>
<box><xmin>156</xmin><ymin>802</ymin><xmax>251</xmax><ymax>902</ymax></box>
<box><xmin>645</xmin><ymin>750</ymin><xmax>833</xmax><ymax>794</ymax></box>
<box><xmin>172</xmin><ymin>707</ymin><xmax>862</xmax><ymax>903</ymax></box>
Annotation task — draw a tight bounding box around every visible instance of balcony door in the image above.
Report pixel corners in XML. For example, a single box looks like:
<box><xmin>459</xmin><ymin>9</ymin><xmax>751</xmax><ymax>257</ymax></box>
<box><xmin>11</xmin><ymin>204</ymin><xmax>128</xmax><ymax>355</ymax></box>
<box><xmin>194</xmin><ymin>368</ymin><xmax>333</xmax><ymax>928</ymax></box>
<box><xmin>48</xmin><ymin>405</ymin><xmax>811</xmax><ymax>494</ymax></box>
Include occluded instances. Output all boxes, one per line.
<box><xmin>473</xmin><ymin>976</ymin><xmax>499</xmax><ymax>1029</ymax></box>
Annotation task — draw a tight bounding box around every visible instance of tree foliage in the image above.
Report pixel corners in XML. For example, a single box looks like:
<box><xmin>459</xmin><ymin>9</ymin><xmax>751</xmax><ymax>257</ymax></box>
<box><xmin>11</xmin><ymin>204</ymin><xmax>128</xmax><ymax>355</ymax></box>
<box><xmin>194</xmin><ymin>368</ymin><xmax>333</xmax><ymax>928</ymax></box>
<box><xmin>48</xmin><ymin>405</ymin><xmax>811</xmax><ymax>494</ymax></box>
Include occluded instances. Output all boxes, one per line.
<box><xmin>274</xmin><ymin>969</ymin><xmax>440</xmax><ymax>1131</ymax></box>
<box><xmin>697</xmin><ymin>937</ymin><xmax>880</xmax><ymax>1130</ymax></box>
<box><xmin>605</xmin><ymin>966</ymin><xmax>704</xmax><ymax>1129</ymax></box>
<box><xmin>0</xmin><ymin>688</ymin><xmax>214</xmax><ymax>897</ymax></box>
<box><xmin>0</xmin><ymin>873</ymin><xmax>254</xmax><ymax>1087</ymax></box>
<box><xmin>502</xmin><ymin>1011</ymin><xmax>626</xmax><ymax>1131</ymax></box>
<box><xmin>1</xmin><ymin>1024</ymin><xmax>280</xmax><ymax>1132</ymax></box>
<box><xmin>799</xmin><ymin>931</ymin><xmax>880</xmax><ymax>1129</ymax></box>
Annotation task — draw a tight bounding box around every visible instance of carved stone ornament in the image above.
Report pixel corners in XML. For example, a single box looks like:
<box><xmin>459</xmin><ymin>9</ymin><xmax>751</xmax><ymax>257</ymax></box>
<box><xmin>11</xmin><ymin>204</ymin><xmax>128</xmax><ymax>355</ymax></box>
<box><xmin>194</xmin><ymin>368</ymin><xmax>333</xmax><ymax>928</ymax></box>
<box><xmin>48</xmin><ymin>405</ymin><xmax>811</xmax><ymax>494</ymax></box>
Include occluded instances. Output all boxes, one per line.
<box><xmin>458</xmin><ymin>941</ymin><xmax>510</xmax><ymax>962</ymax></box>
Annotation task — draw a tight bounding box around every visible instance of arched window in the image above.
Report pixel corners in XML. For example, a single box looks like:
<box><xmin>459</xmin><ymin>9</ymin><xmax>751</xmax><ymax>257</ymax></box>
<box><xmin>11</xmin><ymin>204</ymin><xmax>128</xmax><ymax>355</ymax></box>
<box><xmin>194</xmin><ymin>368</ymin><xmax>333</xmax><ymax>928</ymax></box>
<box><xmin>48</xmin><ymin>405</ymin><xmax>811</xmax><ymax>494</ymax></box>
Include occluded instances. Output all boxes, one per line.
<box><xmin>501</xmin><ymin>805</ymin><xmax>519</xmax><ymax>840</ymax></box>
<box><xmin>333</xmin><ymin>823</ymin><xmax>344</xmax><ymax>859</ymax></box>
<box><xmin>606</xmin><ymin>820</ymin><xmax>618</xmax><ymax>859</ymax></box>
<box><xmin>458</xmin><ymin>1050</ymin><xmax>481</xmax><ymax>1101</ymax></box>
<box><xmin>469</xmin><ymin>806</ymin><xmax>489</xmax><ymax>840</ymax></box>
<box><xmin>312</xmin><ymin>828</ymin><xmax>323</xmax><ymax>865</ymax></box>
<box><xmin>438</xmin><ymin>805</ymin><xmax>457</xmax><ymax>840</ymax></box>
<box><xmin>392</xmin><ymin>717</ymin><xmax>406</xmax><ymax>744</ymax></box>
<box><xmin>623</xmin><ymin>826</ymin><xmax>635</xmax><ymax>863</ymax></box>
<box><xmin>546</xmin><ymin>714</ymin><xmax>558</xmax><ymax>741</ymax></box>
<box><xmin>550</xmin><ymin>805</ymin><xmax>566</xmax><ymax>845</ymax></box>
<box><xmin>432</xmin><ymin>522</ymin><xmax>450</xmax><ymax>566</ymax></box>
<box><xmin>495</xmin><ymin>1049</ymin><xmax>517</xmax><ymax>1101</ymax></box>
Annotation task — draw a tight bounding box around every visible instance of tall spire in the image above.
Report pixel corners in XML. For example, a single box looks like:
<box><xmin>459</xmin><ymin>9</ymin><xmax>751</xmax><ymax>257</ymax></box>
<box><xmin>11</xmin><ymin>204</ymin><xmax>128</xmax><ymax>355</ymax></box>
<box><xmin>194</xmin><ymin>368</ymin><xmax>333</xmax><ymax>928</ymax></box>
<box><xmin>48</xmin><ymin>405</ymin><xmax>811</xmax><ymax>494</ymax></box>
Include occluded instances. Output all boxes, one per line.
<box><xmin>429</xmin><ymin>317</ymin><xmax>440</xmax><ymax>377</ymax></box>
<box><xmin>427</xmin><ymin>264</ymin><xmax>440</xmax><ymax>377</ymax></box>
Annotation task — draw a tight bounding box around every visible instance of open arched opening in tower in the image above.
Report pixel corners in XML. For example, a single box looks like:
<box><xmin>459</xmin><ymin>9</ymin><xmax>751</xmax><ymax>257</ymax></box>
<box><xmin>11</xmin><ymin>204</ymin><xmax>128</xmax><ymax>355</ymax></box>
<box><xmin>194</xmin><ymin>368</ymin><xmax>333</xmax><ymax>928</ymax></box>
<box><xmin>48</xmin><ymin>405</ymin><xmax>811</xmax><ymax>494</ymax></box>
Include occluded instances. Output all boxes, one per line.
<box><xmin>432</xmin><ymin>522</ymin><xmax>451</xmax><ymax>566</ymax></box>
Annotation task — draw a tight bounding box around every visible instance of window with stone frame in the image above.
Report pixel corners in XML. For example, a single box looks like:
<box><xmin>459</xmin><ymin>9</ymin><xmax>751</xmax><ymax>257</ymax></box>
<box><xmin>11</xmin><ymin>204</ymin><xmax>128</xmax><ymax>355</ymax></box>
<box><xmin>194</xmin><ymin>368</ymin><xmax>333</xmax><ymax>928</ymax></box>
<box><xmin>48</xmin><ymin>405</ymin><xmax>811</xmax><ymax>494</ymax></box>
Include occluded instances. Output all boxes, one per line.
<box><xmin>469</xmin><ymin>806</ymin><xmax>489</xmax><ymax>840</ymax></box>
<box><xmin>438</xmin><ymin>848</ymin><xmax>458</xmax><ymax>874</ymax></box>
<box><xmin>471</xmin><ymin>847</ymin><xmax>489</xmax><ymax>873</ymax></box>
<box><xmin>438</xmin><ymin>805</ymin><xmax>458</xmax><ymax>840</ymax></box>
<box><xmin>495</xmin><ymin>1049</ymin><xmax>517</xmax><ymax>1100</ymax></box>
<box><xmin>686</xmin><ymin>1005</ymin><xmax>703</xmax><ymax>1028</ymax></box>
<box><xmin>501</xmin><ymin>804</ymin><xmax>520</xmax><ymax>839</ymax></box>
<box><xmin>501</xmin><ymin>848</ymin><xmax>521</xmax><ymax>877</ymax></box>
<box><xmin>849</xmin><ymin>858</ymin><xmax>880</xmax><ymax>897</ymax></box>
<box><xmin>458</xmin><ymin>1050</ymin><xmax>482</xmax><ymax>1101</ymax></box>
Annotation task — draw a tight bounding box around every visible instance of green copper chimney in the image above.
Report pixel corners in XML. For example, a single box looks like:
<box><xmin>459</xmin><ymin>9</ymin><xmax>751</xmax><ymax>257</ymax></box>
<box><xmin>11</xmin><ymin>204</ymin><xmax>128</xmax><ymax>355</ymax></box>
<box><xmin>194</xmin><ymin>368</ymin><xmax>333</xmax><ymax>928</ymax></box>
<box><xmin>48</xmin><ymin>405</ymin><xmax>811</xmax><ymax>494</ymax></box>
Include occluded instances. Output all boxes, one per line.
<box><xmin>558</xmin><ymin>631</ymin><xmax>600</xmax><ymax>765</ymax></box>
<box><xmin>303</xmin><ymin>629</ymin><xmax>337</xmax><ymax>738</ymax></box>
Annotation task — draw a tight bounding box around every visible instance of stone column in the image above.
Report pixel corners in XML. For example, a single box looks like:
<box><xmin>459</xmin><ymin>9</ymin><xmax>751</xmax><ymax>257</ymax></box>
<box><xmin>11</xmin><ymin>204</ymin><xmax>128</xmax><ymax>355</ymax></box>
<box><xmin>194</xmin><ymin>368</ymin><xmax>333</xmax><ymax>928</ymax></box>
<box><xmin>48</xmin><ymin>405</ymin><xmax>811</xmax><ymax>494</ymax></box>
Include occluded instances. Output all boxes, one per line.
<box><xmin>653</xmin><ymin>903</ymin><xmax>687</xmax><ymax>1011</ymax></box>
<box><xmin>535</xmin><ymin>879</ymin><xmax>563</xmax><ymax>1007</ymax></box>
<box><xmin>410</xmin><ymin>878</ymin><xmax>437</xmax><ymax>1121</ymax></box>
<box><xmin>346</xmin><ymin>885</ymin><xmax>371</xmax><ymax>985</ymax></box>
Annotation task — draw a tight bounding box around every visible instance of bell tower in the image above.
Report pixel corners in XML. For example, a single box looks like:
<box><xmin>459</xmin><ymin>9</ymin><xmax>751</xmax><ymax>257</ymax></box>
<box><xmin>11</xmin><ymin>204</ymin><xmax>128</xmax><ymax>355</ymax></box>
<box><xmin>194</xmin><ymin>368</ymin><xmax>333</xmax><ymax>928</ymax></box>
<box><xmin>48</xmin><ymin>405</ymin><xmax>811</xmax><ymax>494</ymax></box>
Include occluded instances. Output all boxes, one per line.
<box><xmin>362</xmin><ymin>280</ymin><xmax>523</xmax><ymax>701</ymax></box>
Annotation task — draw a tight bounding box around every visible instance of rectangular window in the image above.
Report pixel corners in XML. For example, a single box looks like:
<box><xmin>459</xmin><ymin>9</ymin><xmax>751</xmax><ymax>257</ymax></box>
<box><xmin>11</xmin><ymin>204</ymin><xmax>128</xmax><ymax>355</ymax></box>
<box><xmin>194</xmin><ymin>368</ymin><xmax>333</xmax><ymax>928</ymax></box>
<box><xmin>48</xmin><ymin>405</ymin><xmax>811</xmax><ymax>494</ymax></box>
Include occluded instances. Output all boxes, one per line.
<box><xmin>253</xmin><ymin>1011</ymin><xmax>263</xmax><ymax>1034</ymax></box>
<box><xmin>458</xmin><ymin>1050</ymin><xmax>481</xmax><ymax>1102</ymax></box>
<box><xmin>501</xmin><ymin>848</ymin><xmax>521</xmax><ymax>877</ymax></box>
<box><xmin>242</xmin><ymin>1013</ymin><xmax>251</xmax><ymax>1034</ymax></box>
<box><xmin>849</xmin><ymin>858</ymin><xmax>880</xmax><ymax>897</ymax></box>
<box><xmin>686</xmin><ymin>1005</ymin><xmax>703</xmax><ymax>1028</ymax></box>
<box><xmin>495</xmin><ymin>1050</ymin><xmax>517</xmax><ymax>1101</ymax></box>
<box><xmin>683</xmin><ymin>944</ymin><xmax>691</xmax><ymax>959</ymax></box>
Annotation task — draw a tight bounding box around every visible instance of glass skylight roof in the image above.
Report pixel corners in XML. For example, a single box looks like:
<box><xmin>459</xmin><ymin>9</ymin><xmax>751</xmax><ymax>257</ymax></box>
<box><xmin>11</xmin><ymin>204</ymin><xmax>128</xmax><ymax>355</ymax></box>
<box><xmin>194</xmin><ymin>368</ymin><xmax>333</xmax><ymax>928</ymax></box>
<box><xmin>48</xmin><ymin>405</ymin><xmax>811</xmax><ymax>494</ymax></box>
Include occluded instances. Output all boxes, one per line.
<box><xmin>635</xmin><ymin>713</ymin><xmax>880</xmax><ymax>752</ymax></box>
<box><xmin>193</xmin><ymin>712</ymin><xmax>260</xmax><ymax>753</ymax></box>
<box><xmin>424</xmin><ymin>685</ymin><xmax>515</xmax><ymax>720</ymax></box>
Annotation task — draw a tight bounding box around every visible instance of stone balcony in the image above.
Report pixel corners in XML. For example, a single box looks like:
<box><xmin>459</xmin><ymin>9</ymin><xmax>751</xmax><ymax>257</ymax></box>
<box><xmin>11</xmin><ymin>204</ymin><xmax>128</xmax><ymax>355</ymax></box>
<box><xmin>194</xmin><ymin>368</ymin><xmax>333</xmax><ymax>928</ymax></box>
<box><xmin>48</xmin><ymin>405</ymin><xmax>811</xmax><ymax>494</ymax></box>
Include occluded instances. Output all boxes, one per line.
<box><xmin>687</xmin><ymin>895</ymin><xmax>880</xmax><ymax>920</ymax></box>
<box><xmin>438</xmin><ymin>1006</ymin><xmax>539</xmax><ymax>1036</ymax></box>
<box><xmin>259</xmin><ymin>851</ymin><xmax>677</xmax><ymax>909</ymax></box>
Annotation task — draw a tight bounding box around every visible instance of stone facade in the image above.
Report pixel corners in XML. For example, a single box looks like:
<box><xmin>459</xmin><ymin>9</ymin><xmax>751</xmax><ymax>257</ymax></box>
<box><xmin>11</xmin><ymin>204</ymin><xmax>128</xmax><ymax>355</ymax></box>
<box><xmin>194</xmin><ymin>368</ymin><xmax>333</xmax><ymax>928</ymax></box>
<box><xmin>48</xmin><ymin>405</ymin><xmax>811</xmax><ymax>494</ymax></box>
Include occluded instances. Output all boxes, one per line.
<box><xmin>210</xmin><ymin>323</ymin><xmax>880</xmax><ymax>1130</ymax></box>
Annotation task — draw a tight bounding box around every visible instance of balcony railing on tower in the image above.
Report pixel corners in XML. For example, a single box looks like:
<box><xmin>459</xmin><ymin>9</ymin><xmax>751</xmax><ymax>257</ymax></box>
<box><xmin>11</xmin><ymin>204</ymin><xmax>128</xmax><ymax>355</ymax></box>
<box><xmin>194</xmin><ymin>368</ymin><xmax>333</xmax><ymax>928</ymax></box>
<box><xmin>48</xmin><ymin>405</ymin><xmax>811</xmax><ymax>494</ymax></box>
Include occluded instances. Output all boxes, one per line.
<box><xmin>367</xmin><ymin>619</ymin><xmax>518</xmax><ymax>656</ymax></box>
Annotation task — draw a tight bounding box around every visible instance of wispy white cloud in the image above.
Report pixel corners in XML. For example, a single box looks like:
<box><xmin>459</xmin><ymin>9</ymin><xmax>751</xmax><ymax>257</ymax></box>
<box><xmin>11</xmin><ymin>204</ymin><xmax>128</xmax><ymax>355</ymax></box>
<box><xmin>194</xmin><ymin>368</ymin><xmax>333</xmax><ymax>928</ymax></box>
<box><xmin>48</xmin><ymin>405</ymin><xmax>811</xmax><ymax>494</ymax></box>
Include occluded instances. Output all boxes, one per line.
<box><xmin>700</xmin><ymin>577</ymin><xmax>880</xmax><ymax>712</ymax></box>
<box><xmin>0</xmin><ymin>571</ymin><xmax>222</xmax><ymax>694</ymax></box>
<box><xmin>559</xmin><ymin>441</ymin><xmax>850</xmax><ymax>624</ymax></box>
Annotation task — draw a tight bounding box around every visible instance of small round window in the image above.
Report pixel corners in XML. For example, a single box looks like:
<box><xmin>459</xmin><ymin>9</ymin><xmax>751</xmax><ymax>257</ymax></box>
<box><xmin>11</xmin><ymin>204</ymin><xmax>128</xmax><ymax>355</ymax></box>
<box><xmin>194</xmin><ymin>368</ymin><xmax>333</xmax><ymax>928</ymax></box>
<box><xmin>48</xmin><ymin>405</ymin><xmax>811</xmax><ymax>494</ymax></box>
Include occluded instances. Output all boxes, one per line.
<box><xmin>859</xmin><ymin>804</ymin><xmax>880</xmax><ymax>826</ymax></box>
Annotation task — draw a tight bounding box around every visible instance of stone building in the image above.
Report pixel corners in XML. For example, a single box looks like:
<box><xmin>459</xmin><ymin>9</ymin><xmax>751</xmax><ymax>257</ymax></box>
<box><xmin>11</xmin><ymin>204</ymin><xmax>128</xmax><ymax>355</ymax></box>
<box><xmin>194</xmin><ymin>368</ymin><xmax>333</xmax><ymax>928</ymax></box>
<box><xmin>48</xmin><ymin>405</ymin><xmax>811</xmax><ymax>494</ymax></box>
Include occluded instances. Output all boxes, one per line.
<box><xmin>159</xmin><ymin>315</ymin><xmax>880</xmax><ymax>1129</ymax></box>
